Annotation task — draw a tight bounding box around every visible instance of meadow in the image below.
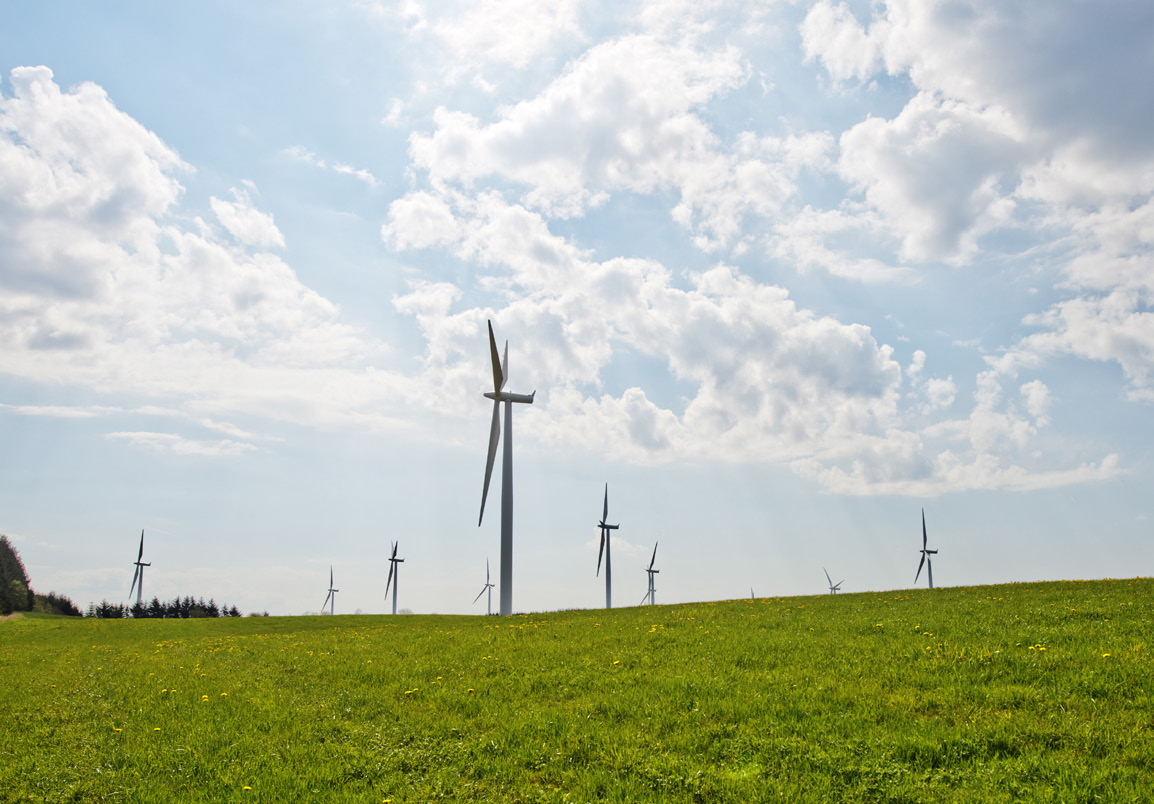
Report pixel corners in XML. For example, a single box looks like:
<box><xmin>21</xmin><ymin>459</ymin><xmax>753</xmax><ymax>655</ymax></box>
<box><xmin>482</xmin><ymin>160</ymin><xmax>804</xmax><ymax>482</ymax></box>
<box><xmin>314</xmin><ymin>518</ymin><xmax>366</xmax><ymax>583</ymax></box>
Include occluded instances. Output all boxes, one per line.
<box><xmin>1</xmin><ymin>578</ymin><xmax>1150</xmax><ymax>803</ymax></box>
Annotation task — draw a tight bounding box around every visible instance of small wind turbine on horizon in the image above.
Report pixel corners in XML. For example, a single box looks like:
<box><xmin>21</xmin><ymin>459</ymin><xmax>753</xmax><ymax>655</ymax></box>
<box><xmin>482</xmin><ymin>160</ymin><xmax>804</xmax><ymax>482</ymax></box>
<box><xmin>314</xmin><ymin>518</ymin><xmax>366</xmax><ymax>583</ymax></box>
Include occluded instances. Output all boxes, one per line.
<box><xmin>472</xmin><ymin>558</ymin><xmax>496</xmax><ymax>615</ymax></box>
<box><xmin>596</xmin><ymin>484</ymin><xmax>619</xmax><ymax>609</ymax></box>
<box><xmin>824</xmin><ymin>568</ymin><xmax>844</xmax><ymax>594</ymax></box>
<box><xmin>915</xmin><ymin>508</ymin><xmax>938</xmax><ymax>589</ymax></box>
<box><xmin>384</xmin><ymin>541</ymin><xmax>405</xmax><ymax>615</ymax></box>
<box><xmin>478</xmin><ymin>319</ymin><xmax>535</xmax><ymax>616</ymax></box>
<box><xmin>128</xmin><ymin>529</ymin><xmax>151</xmax><ymax>607</ymax></box>
<box><xmin>322</xmin><ymin>566</ymin><xmax>338</xmax><ymax>615</ymax></box>
<box><xmin>641</xmin><ymin>542</ymin><xmax>659</xmax><ymax>605</ymax></box>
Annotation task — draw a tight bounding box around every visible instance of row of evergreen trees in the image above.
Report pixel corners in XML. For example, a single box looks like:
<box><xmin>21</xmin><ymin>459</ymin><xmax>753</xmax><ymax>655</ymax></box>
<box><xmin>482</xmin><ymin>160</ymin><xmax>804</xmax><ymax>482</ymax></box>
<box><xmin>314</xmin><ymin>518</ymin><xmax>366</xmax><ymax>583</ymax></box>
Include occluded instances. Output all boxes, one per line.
<box><xmin>87</xmin><ymin>596</ymin><xmax>242</xmax><ymax>619</ymax></box>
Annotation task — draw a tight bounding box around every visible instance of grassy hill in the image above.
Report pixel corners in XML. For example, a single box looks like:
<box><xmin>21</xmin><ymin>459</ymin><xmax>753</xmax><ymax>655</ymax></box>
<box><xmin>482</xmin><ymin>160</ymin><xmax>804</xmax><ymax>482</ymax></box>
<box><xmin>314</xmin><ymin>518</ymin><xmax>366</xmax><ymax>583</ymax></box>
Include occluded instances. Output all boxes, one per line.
<box><xmin>1</xmin><ymin>578</ymin><xmax>1150</xmax><ymax>802</ymax></box>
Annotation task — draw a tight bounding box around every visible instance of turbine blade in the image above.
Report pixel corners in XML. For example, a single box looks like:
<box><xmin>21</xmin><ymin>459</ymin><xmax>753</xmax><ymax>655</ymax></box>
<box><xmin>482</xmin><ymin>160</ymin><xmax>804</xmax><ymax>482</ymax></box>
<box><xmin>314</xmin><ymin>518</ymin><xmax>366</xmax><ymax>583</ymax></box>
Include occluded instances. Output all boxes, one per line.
<box><xmin>473</xmin><ymin>586</ymin><xmax>487</xmax><ymax>604</ymax></box>
<box><xmin>603</xmin><ymin>484</ymin><xmax>609</xmax><ymax>521</ymax></box>
<box><xmin>479</xmin><ymin>400</ymin><xmax>501</xmax><ymax>525</ymax></box>
<box><xmin>323</xmin><ymin>591</ymin><xmax>331</xmax><ymax>609</ymax></box>
<box><xmin>824</xmin><ymin>567</ymin><xmax>832</xmax><ymax>585</ymax></box>
<box><xmin>649</xmin><ymin>542</ymin><xmax>658</xmax><ymax>570</ymax></box>
<box><xmin>129</xmin><ymin>565</ymin><xmax>140</xmax><ymax>598</ymax></box>
<box><xmin>486</xmin><ymin>558</ymin><xmax>490</xmax><ymax>584</ymax></box>
<box><xmin>487</xmin><ymin>320</ymin><xmax>504</xmax><ymax>393</ymax></box>
<box><xmin>596</xmin><ymin>530</ymin><xmax>605</xmax><ymax>576</ymax></box>
<box><xmin>915</xmin><ymin>552</ymin><xmax>926</xmax><ymax>583</ymax></box>
<box><xmin>501</xmin><ymin>340</ymin><xmax>509</xmax><ymax>391</ymax></box>
<box><xmin>922</xmin><ymin>508</ymin><xmax>928</xmax><ymax>549</ymax></box>
<box><xmin>385</xmin><ymin>563</ymin><xmax>394</xmax><ymax>597</ymax></box>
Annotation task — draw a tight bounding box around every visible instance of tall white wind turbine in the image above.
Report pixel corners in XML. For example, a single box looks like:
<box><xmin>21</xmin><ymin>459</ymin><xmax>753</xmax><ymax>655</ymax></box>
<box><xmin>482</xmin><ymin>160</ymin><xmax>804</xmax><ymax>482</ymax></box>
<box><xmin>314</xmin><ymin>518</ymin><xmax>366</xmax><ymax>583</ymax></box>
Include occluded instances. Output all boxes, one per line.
<box><xmin>322</xmin><ymin>566</ymin><xmax>338</xmax><ymax>615</ymax></box>
<box><xmin>914</xmin><ymin>508</ymin><xmax>938</xmax><ymax>589</ymax></box>
<box><xmin>596</xmin><ymin>484</ymin><xmax>619</xmax><ymax>609</ymax></box>
<box><xmin>642</xmin><ymin>542</ymin><xmax>659</xmax><ymax>605</ymax></box>
<box><xmin>824</xmin><ymin>567</ymin><xmax>844</xmax><ymax>594</ymax></box>
<box><xmin>478</xmin><ymin>319</ymin><xmax>535</xmax><ymax>616</ymax></box>
<box><xmin>384</xmin><ymin>542</ymin><xmax>405</xmax><ymax>615</ymax></box>
<box><xmin>472</xmin><ymin>558</ymin><xmax>496</xmax><ymax>615</ymax></box>
<box><xmin>128</xmin><ymin>529</ymin><xmax>151</xmax><ymax>607</ymax></box>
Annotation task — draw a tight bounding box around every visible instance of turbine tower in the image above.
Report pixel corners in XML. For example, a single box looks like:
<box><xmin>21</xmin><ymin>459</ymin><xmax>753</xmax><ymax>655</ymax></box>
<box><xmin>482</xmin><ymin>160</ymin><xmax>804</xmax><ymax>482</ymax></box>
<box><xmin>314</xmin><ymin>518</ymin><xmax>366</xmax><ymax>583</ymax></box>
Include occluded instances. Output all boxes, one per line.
<box><xmin>596</xmin><ymin>484</ymin><xmax>619</xmax><ymax>609</ymax></box>
<box><xmin>322</xmin><ymin>566</ymin><xmax>338</xmax><ymax>615</ymax></box>
<box><xmin>128</xmin><ymin>529</ymin><xmax>151</xmax><ymax>607</ymax></box>
<box><xmin>472</xmin><ymin>558</ymin><xmax>496</xmax><ymax>615</ymax></box>
<box><xmin>914</xmin><ymin>508</ymin><xmax>938</xmax><ymax>589</ymax></box>
<box><xmin>642</xmin><ymin>541</ymin><xmax>659</xmax><ymax>605</ymax></box>
<box><xmin>478</xmin><ymin>319</ymin><xmax>535</xmax><ymax>616</ymax></box>
<box><xmin>824</xmin><ymin>567</ymin><xmax>844</xmax><ymax>594</ymax></box>
<box><xmin>384</xmin><ymin>542</ymin><xmax>405</xmax><ymax>615</ymax></box>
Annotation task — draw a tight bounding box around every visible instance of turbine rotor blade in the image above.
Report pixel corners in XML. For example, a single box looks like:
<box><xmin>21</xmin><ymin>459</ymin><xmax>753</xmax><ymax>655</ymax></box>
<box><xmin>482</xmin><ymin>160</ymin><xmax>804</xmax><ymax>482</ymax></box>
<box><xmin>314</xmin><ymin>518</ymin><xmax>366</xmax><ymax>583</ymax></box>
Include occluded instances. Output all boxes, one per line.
<box><xmin>478</xmin><ymin>400</ymin><xmax>501</xmax><ymax>525</ymax></box>
<box><xmin>137</xmin><ymin>530</ymin><xmax>145</xmax><ymax>562</ymax></box>
<box><xmin>473</xmin><ymin>586</ymin><xmax>487</xmax><ymax>604</ymax></box>
<box><xmin>922</xmin><ymin>508</ymin><xmax>928</xmax><ymax>549</ymax></box>
<box><xmin>648</xmin><ymin>542</ymin><xmax>658</xmax><ymax>570</ymax></box>
<box><xmin>385</xmin><ymin>563</ymin><xmax>394</xmax><ymax>597</ymax></box>
<box><xmin>596</xmin><ymin>530</ymin><xmax>605</xmax><ymax>576</ymax></box>
<box><xmin>487</xmin><ymin>320</ymin><xmax>504</xmax><ymax>393</ymax></box>
<box><xmin>824</xmin><ymin>567</ymin><xmax>832</xmax><ymax>586</ymax></box>
<box><xmin>129</xmin><ymin>565</ymin><xmax>140</xmax><ymax>598</ymax></box>
<box><xmin>603</xmin><ymin>484</ymin><xmax>609</xmax><ymax>521</ymax></box>
<box><xmin>915</xmin><ymin>551</ymin><xmax>926</xmax><ymax>583</ymax></box>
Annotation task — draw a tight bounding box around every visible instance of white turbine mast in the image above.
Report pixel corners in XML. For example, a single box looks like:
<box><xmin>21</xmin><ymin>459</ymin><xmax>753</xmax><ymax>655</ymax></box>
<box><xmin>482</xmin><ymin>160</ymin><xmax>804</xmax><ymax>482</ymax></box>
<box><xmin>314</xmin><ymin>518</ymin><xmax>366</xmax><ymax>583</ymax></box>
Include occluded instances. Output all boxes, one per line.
<box><xmin>322</xmin><ymin>566</ymin><xmax>338</xmax><ymax>615</ymax></box>
<box><xmin>385</xmin><ymin>541</ymin><xmax>405</xmax><ymax>615</ymax></box>
<box><xmin>478</xmin><ymin>320</ymin><xmax>535</xmax><ymax>616</ymax></box>
<box><xmin>472</xmin><ymin>558</ymin><xmax>496</xmax><ymax>615</ymax></box>
<box><xmin>596</xmin><ymin>484</ymin><xmax>619</xmax><ymax>609</ymax></box>
<box><xmin>128</xmin><ymin>529</ymin><xmax>151</xmax><ymax>608</ymax></box>
<box><xmin>914</xmin><ymin>508</ymin><xmax>938</xmax><ymax>589</ymax></box>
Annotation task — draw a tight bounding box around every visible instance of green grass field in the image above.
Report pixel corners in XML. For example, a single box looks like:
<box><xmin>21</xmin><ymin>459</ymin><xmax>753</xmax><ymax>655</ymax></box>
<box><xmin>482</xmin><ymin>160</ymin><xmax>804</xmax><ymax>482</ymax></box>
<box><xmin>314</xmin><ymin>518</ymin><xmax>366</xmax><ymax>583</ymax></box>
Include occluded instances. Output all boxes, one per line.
<box><xmin>2</xmin><ymin>578</ymin><xmax>1150</xmax><ymax>803</ymax></box>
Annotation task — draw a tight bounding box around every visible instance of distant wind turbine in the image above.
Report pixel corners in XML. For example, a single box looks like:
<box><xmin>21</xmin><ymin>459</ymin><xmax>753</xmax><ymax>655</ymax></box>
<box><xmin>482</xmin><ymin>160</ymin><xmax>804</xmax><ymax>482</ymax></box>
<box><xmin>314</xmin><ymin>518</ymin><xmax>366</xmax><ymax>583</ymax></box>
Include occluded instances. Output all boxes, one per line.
<box><xmin>914</xmin><ymin>508</ymin><xmax>938</xmax><ymax>589</ymax></box>
<box><xmin>824</xmin><ymin>567</ymin><xmax>844</xmax><ymax>594</ymax></box>
<box><xmin>641</xmin><ymin>542</ymin><xmax>659</xmax><ymax>605</ymax></box>
<box><xmin>478</xmin><ymin>319</ymin><xmax>535</xmax><ymax>616</ymax></box>
<box><xmin>596</xmin><ymin>484</ymin><xmax>619</xmax><ymax>609</ymax></box>
<box><xmin>128</xmin><ymin>529</ymin><xmax>151</xmax><ymax>607</ymax></box>
<box><xmin>384</xmin><ymin>542</ymin><xmax>405</xmax><ymax>615</ymax></box>
<box><xmin>751</xmin><ymin>586</ymin><xmax>755</xmax><ymax>600</ymax></box>
<box><xmin>472</xmin><ymin>558</ymin><xmax>496</xmax><ymax>615</ymax></box>
<box><xmin>322</xmin><ymin>566</ymin><xmax>338</xmax><ymax>615</ymax></box>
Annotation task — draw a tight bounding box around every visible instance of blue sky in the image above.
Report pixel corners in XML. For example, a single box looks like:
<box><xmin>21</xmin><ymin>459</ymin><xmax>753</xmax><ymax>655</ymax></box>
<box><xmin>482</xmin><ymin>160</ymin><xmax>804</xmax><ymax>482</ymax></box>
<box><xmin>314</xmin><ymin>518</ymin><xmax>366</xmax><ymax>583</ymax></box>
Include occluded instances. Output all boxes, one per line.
<box><xmin>2</xmin><ymin>0</ymin><xmax>1151</xmax><ymax>615</ymax></box>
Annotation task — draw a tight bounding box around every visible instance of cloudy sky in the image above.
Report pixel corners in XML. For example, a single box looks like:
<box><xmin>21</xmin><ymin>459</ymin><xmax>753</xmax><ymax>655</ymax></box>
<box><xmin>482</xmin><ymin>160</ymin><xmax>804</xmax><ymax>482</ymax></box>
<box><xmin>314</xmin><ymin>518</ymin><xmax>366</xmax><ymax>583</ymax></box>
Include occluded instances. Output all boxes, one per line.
<box><xmin>2</xmin><ymin>1</ymin><xmax>1151</xmax><ymax>616</ymax></box>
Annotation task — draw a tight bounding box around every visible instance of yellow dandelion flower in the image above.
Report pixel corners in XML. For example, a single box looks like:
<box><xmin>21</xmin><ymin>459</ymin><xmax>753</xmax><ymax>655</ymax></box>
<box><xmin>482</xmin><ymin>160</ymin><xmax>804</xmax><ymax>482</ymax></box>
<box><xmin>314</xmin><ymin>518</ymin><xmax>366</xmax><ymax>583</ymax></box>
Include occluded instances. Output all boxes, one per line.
<box><xmin>467</xmin><ymin>688</ymin><xmax>474</xmax><ymax>693</ymax></box>
<box><xmin>153</xmin><ymin>728</ymin><xmax>161</xmax><ymax>732</ymax></box>
<box><xmin>243</xmin><ymin>786</ymin><xmax>252</xmax><ymax>791</ymax></box>
<box><xmin>613</xmin><ymin>660</ymin><xmax>620</xmax><ymax>665</ymax></box>
<box><xmin>202</xmin><ymin>695</ymin><xmax>209</xmax><ymax>702</ymax></box>
<box><xmin>1102</xmin><ymin>653</ymin><xmax>1110</xmax><ymax>658</ymax></box>
<box><xmin>113</xmin><ymin>728</ymin><xmax>122</xmax><ymax>733</ymax></box>
<box><xmin>220</xmin><ymin>692</ymin><xmax>227</xmax><ymax>697</ymax></box>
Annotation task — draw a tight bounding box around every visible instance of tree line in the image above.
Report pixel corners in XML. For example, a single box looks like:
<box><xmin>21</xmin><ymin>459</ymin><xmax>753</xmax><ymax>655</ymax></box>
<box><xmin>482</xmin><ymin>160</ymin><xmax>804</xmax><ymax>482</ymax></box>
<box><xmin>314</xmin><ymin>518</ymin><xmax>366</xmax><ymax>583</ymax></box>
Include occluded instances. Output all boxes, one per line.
<box><xmin>87</xmin><ymin>596</ymin><xmax>242</xmax><ymax>619</ymax></box>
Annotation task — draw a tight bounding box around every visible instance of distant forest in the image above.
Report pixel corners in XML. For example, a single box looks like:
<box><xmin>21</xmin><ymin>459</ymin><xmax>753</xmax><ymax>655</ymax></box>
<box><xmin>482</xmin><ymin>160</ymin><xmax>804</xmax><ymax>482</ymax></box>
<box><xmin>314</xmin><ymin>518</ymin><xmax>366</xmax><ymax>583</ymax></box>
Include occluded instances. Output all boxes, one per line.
<box><xmin>88</xmin><ymin>597</ymin><xmax>242</xmax><ymax>619</ymax></box>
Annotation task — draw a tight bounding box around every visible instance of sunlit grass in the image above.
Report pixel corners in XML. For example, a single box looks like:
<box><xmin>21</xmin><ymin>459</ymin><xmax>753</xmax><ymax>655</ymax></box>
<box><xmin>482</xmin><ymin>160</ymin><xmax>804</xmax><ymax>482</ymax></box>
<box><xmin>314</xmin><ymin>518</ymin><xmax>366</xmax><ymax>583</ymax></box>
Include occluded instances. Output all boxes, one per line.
<box><xmin>1</xmin><ymin>578</ymin><xmax>1150</xmax><ymax>802</ymax></box>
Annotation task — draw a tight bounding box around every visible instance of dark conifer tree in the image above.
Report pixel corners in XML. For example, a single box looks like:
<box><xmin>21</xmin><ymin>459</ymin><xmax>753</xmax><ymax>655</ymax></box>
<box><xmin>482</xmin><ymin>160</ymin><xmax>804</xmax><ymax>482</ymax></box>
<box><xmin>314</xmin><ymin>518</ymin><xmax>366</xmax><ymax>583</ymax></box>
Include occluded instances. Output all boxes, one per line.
<box><xmin>0</xmin><ymin>534</ymin><xmax>34</xmax><ymax>615</ymax></box>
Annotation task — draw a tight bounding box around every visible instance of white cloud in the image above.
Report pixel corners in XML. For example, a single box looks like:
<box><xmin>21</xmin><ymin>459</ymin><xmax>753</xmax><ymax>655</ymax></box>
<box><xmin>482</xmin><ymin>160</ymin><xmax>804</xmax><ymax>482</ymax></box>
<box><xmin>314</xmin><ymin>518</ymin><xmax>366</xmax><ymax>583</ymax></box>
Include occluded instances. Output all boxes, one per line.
<box><xmin>800</xmin><ymin>0</ymin><xmax>881</xmax><ymax>82</ymax></box>
<box><xmin>210</xmin><ymin>186</ymin><xmax>285</xmax><ymax>250</ymax></box>
<box><xmin>405</xmin><ymin>34</ymin><xmax>833</xmax><ymax>248</ymax></box>
<box><xmin>428</xmin><ymin>0</ymin><xmax>585</xmax><ymax>72</ymax></box>
<box><xmin>283</xmin><ymin>146</ymin><xmax>380</xmax><ymax>187</ymax></box>
<box><xmin>105</xmin><ymin>431</ymin><xmax>257</xmax><ymax>458</ymax></box>
<box><xmin>0</xmin><ymin>67</ymin><xmax>418</xmax><ymax>442</ymax></box>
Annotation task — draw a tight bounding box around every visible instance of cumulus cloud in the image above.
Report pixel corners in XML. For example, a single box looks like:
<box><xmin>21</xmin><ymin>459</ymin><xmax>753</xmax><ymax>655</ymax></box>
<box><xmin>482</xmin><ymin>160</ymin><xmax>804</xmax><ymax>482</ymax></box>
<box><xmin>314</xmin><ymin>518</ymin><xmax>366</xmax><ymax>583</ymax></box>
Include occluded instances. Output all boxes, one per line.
<box><xmin>0</xmin><ymin>67</ymin><xmax>415</xmax><ymax>439</ymax></box>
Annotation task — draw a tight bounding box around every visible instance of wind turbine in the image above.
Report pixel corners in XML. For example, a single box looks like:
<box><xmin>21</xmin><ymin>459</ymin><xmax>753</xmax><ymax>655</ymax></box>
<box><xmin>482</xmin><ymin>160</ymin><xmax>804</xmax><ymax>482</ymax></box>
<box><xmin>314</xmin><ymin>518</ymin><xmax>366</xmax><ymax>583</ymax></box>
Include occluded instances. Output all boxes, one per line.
<box><xmin>914</xmin><ymin>508</ymin><xmax>938</xmax><ymax>589</ymax></box>
<box><xmin>641</xmin><ymin>542</ymin><xmax>659</xmax><ymax>605</ymax></box>
<box><xmin>322</xmin><ymin>566</ymin><xmax>338</xmax><ymax>615</ymax></box>
<box><xmin>128</xmin><ymin>529</ymin><xmax>151</xmax><ymax>607</ymax></box>
<box><xmin>478</xmin><ymin>319</ymin><xmax>535</xmax><ymax>616</ymax></box>
<box><xmin>472</xmin><ymin>558</ymin><xmax>496</xmax><ymax>615</ymax></box>
<box><xmin>384</xmin><ymin>542</ymin><xmax>405</xmax><ymax>615</ymax></box>
<box><xmin>824</xmin><ymin>568</ymin><xmax>844</xmax><ymax>594</ymax></box>
<box><xmin>596</xmin><ymin>484</ymin><xmax>619</xmax><ymax>609</ymax></box>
